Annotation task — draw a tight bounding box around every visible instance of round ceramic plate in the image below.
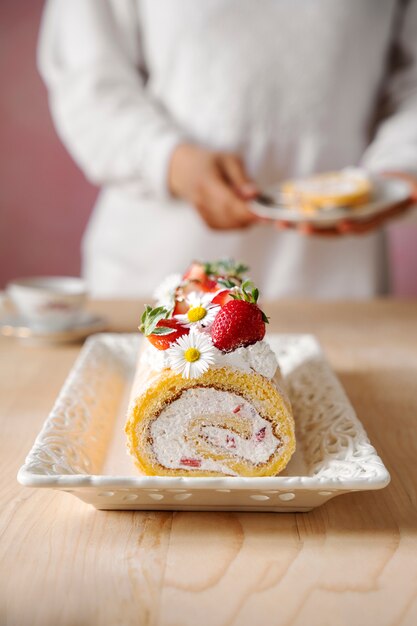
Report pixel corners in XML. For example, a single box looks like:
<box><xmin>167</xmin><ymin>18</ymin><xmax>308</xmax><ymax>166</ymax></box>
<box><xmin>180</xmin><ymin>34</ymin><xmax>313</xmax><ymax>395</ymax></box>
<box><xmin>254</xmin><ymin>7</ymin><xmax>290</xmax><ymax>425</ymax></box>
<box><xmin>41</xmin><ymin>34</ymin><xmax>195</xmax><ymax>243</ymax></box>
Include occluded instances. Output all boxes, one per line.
<box><xmin>0</xmin><ymin>312</ymin><xmax>107</xmax><ymax>344</ymax></box>
<box><xmin>250</xmin><ymin>175</ymin><xmax>412</xmax><ymax>226</ymax></box>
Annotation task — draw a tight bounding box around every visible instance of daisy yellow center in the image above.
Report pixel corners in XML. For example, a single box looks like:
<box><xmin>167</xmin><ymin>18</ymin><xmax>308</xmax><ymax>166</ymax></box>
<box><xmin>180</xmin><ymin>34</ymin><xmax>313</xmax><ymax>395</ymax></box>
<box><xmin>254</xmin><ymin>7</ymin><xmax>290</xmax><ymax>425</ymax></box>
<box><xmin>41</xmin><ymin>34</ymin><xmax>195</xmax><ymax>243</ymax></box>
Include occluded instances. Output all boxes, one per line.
<box><xmin>187</xmin><ymin>306</ymin><xmax>207</xmax><ymax>322</ymax></box>
<box><xmin>184</xmin><ymin>347</ymin><xmax>201</xmax><ymax>362</ymax></box>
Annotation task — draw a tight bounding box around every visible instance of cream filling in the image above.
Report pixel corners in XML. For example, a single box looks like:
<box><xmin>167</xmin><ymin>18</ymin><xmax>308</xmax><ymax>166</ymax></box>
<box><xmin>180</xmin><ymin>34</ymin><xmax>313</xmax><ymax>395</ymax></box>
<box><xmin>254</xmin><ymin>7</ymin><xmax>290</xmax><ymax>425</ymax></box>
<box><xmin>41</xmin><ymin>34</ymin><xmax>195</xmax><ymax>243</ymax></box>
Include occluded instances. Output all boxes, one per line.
<box><xmin>149</xmin><ymin>387</ymin><xmax>281</xmax><ymax>475</ymax></box>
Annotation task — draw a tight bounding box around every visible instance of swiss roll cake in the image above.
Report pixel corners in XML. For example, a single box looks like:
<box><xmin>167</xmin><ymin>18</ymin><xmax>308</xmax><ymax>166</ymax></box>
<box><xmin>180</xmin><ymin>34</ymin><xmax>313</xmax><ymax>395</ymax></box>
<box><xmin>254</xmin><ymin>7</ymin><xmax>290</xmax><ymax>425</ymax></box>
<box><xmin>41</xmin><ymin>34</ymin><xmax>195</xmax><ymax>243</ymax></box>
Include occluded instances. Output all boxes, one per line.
<box><xmin>125</xmin><ymin>260</ymin><xmax>295</xmax><ymax>477</ymax></box>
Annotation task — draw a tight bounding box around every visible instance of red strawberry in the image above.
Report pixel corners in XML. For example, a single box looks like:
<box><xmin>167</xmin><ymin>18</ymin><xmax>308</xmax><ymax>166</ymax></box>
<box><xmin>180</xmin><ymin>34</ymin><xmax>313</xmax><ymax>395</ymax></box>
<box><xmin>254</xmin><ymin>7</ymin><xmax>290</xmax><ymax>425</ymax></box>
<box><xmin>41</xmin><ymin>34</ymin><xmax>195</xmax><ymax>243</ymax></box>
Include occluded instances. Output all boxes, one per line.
<box><xmin>148</xmin><ymin>318</ymin><xmax>189</xmax><ymax>351</ymax></box>
<box><xmin>210</xmin><ymin>280</ymin><xmax>269</xmax><ymax>352</ymax></box>
<box><xmin>183</xmin><ymin>277</ymin><xmax>218</xmax><ymax>294</ymax></box>
<box><xmin>182</xmin><ymin>262</ymin><xmax>206</xmax><ymax>282</ymax></box>
<box><xmin>198</xmin><ymin>278</ymin><xmax>219</xmax><ymax>293</ymax></box>
<box><xmin>180</xmin><ymin>457</ymin><xmax>202</xmax><ymax>468</ymax></box>
<box><xmin>173</xmin><ymin>298</ymin><xmax>188</xmax><ymax>315</ymax></box>
<box><xmin>211</xmin><ymin>300</ymin><xmax>266</xmax><ymax>352</ymax></box>
<box><xmin>211</xmin><ymin>289</ymin><xmax>234</xmax><ymax>307</ymax></box>
<box><xmin>182</xmin><ymin>262</ymin><xmax>219</xmax><ymax>293</ymax></box>
<box><xmin>140</xmin><ymin>305</ymin><xmax>189</xmax><ymax>351</ymax></box>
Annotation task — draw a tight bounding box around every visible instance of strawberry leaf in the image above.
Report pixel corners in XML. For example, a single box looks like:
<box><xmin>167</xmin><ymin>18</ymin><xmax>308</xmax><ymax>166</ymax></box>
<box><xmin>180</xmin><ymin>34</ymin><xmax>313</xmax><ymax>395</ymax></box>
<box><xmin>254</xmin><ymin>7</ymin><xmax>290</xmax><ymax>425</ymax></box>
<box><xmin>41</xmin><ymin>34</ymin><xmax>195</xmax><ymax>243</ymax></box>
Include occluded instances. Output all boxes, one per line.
<box><xmin>231</xmin><ymin>280</ymin><xmax>269</xmax><ymax>323</ymax></box>
<box><xmin>217</xmin><ymin>278</ymin><xmax>238</xmax><ymax>289</ymax></box>
<box><xmin>237</xmin><ymin>280</ymin><xmax>259</xmax><ymax>304</ymax></box>
<box><xmin>204</xmin><ymin>259</ymin><xmax>249</xmax><ymax>280</ymax></box>
<box><xmin>261</xmin><ymin>311</ymin><xmax>270</xmax><ymax>324</ymax></box>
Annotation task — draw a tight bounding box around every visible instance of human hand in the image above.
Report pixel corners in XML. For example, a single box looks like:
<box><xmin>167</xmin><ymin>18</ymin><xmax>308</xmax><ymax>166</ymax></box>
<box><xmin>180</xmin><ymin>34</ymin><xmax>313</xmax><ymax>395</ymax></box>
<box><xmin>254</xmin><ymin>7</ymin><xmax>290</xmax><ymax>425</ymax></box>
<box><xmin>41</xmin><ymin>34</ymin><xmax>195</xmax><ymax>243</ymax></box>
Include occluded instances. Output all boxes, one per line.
<box><xmin>274</xmin><ymin>171</ymin><xmax>417</xmax><ymax>238</ymax></box>
<box><xmin>168</xmin><ymin>143</ymin><xmax>259</xmax><ymax>230</ymax></box>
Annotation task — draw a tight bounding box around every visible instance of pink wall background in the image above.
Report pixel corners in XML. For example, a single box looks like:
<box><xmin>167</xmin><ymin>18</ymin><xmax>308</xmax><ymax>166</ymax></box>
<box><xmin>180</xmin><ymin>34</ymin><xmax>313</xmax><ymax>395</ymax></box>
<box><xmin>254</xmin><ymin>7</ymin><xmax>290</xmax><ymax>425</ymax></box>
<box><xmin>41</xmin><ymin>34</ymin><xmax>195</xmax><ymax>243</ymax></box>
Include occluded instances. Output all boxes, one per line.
<box><xmin>0</xmin><ymin>1</ymin><xmax>416</xmax><ymax>296</ymax></box>
<box><xmin>0</xmin><ymin>0</ymin><xmax>97</xmax><ymax>288</ymax></box>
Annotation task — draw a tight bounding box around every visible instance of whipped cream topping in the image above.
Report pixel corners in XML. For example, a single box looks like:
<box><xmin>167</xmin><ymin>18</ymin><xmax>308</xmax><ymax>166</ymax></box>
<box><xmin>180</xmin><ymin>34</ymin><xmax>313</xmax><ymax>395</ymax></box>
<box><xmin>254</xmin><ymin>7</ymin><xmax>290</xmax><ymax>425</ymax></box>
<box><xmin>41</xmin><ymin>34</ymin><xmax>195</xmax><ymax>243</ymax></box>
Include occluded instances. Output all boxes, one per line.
<box><xmin>150</xmin><ymin>387</ymin><xmax>281</xmax><ymax>474</ymax></box>
<box><xmin>219</xmin><ymin>340</ymin><xmax>278</xmax><ymax>379</ymax></box>
<box><xmin>153</xmin><ymin>273</ymin><xmax>182</xmax><ymax>308</ymax></box>
<box><xmin>142</xmin><ymin>338</ymin><xmax>278</xmax><ymax>379</ymax></box>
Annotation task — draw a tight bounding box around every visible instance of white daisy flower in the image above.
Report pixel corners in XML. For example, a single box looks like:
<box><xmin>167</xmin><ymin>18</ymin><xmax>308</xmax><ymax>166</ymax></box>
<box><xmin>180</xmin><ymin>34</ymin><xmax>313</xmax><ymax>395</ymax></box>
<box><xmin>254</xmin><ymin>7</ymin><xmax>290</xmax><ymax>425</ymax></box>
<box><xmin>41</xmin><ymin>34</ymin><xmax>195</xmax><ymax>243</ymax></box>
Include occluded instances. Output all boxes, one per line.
<box><xmin>153</xmin><ymin>273</ymin><xmax>182</xmax><ymax>310</ymax></box>
<box><xmin>175</xmin><ymin>292</ymin><xmax>220</xmax><ymax>329</ymax></box>
<box><xmin>167</xmin><ymin>329</ymin><xmax>217</xmax><ymax>379</ymax></box>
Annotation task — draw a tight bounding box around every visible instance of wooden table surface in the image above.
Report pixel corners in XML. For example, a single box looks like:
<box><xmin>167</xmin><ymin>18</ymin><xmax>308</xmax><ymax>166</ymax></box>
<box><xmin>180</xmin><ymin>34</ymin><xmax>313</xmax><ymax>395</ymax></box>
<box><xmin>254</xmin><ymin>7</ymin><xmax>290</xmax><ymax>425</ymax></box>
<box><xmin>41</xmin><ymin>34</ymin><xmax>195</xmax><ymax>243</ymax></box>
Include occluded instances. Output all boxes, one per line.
<box><xmin>1</xmin><ymin>299</ymin><xmax>417</xmax><ymax>626</ymax></box>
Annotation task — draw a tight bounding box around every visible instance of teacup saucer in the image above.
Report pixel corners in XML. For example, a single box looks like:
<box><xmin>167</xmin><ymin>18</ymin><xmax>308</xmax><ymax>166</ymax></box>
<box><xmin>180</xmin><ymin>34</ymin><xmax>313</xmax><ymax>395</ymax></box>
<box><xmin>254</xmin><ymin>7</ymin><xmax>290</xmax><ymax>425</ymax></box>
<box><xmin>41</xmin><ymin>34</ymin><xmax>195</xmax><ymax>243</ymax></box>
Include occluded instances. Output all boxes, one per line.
<box><xmin>0</xmin><ymin>312</ymin><xmax>107</xmax><ymax>344</ymax></box>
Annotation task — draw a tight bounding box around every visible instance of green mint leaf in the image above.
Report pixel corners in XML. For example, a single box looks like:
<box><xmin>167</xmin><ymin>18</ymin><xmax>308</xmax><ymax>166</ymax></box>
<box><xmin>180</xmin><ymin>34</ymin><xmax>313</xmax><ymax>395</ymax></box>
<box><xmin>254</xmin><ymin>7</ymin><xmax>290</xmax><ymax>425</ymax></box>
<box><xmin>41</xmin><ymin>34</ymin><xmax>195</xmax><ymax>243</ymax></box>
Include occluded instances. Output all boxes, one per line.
<box><xmin>151</xmin><ymin>326</ymin><xmax>176</xmax><ymax>336</ymax></box>
<box><xmin>139</xmin><ymin>305</ymin><xmax>171</xmax><ymax>336</ymax></box>
<box><xmin>235</xmin><ymin>263</ymin><xmax>249</xmax><ymax>275</ymax></box>
<box><xmin>203</xmin><ymin>261</ymin><xmax>213</xmax><ymax>275</ymax></box>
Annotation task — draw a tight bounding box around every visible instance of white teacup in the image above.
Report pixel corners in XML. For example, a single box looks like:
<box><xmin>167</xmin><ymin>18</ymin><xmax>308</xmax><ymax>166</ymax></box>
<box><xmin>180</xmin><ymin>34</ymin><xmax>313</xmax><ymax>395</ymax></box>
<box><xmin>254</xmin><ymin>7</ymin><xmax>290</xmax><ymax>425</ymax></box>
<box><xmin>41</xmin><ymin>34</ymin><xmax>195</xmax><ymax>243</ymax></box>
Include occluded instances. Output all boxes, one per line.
<box><xmin>7</xmin><ymin>277</ymin><xmax>88</xmax><ymax>331</ymax></box>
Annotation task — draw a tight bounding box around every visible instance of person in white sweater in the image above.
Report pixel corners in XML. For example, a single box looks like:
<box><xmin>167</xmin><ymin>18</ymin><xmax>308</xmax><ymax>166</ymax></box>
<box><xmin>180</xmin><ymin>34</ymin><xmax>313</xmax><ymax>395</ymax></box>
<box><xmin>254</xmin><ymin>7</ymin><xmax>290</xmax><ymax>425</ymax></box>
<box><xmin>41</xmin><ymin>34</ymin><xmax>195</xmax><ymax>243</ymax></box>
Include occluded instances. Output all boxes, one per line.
<box><xmin>38</xmin><ymin>0</ymin><xmax>417</xmax><ymax>298</ymax></box>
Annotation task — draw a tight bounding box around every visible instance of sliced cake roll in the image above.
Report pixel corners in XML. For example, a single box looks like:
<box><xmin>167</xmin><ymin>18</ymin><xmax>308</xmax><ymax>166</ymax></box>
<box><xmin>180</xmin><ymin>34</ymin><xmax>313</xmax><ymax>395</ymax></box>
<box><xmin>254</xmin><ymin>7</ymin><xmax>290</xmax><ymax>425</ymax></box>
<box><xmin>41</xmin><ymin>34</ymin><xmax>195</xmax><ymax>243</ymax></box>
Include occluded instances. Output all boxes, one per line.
<box><xmin>125</xmin><ymin>260</ymin><xmax>296</xmax><ymax>477</ymax></box>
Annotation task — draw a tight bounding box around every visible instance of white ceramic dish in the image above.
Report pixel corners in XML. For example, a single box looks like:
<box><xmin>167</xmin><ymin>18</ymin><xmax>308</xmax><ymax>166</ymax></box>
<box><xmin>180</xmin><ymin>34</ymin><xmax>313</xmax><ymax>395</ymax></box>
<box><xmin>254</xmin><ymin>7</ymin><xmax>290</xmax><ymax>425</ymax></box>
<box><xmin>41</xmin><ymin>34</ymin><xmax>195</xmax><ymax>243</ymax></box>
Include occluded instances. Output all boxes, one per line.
<box><xmin>250</xmin><ymin>174</ymin><xmax>411</xmax><ymax>226</ymax></box>
<box><xmin>0</xmin><ymin>312</ymin><xmax>107</xmax><ymax>344</ymax></box>
<box><xmin>17</xmin><ymin>333</ymin><xmax>390</xmax><ymax>512</ymax></box>
<box><xmin>7</xmin><ymin>276</ymin><xmax>87</xmax><ymax>330</ymax></box>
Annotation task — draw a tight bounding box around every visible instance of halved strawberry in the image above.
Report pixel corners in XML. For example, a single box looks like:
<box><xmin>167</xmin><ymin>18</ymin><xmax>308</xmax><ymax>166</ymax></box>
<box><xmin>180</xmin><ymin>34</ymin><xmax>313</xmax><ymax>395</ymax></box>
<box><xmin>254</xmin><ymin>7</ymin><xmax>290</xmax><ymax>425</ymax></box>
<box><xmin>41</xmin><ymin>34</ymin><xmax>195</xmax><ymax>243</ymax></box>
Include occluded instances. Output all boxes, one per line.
<box><xmin>182</xmin><ymin>262</ymin><xmax>219</xmax><ymax>293</ymax></box>
<box><xmin>139</xmin><ymin>305</ymin><xmax>189</xmax><ymax>350</ymax></box>
<box><xmin>182</xmin><ymin>262</ymin><xmax>207</xmax><ymax>282</ymax></box>
<box><xmin>174</xmin><ymin>285</ymin><xmax>220</xmax><ymax>317</ymax></box>
<box><xmin>197</xmin><ymin>278</ymin><xmax>219</xmax><ymax>293</ymax></box>
<box><xmin>182</xmin><ymin>278</ymin><xmax>217</xmax><ymax>295</ymax></box>
<box><xmin>148</xmin><ymin>318</ymin><xmax>189</xmax><ymax>351</ymax></box>
<box><xmin>211</xmin><ymin>289</ymin><xmax>234</xmax><ymax>307</ymax></box>
<box><xmin>173</xmin><ymin>298</ymin><xmax>189</xmax><ymax>315</ymax></box>
<box><xmin>174</xmin><ymin>276</ymin><xmax>218</xmax><ymax>314</ymax></box>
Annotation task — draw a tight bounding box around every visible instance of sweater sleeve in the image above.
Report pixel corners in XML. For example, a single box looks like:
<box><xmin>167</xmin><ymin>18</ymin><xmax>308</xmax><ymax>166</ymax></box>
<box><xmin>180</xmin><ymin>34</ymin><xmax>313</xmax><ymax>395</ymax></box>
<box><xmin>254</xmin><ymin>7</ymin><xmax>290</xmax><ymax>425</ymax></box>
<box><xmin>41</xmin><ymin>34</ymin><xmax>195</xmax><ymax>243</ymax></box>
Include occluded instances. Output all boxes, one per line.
<box><xmin>361</xmin><ymin>0</ymin><xmax>417</xmax><ymax>177</ymax></box>
<box><xmin>37</xmin><ymin>0</ymin><xmax>185</xmax><ymax>194</ymax></box>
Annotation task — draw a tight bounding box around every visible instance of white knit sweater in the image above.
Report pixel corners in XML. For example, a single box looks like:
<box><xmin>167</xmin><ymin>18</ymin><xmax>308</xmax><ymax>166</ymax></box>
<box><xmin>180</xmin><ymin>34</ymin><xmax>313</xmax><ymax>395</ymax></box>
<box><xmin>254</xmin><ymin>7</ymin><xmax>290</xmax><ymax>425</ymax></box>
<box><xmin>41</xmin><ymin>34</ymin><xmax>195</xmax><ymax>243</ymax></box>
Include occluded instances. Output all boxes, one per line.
<box><xmin>38</xmin><ymin>0</ymin><xmax>417</xmax><ymax>297</ymax></box>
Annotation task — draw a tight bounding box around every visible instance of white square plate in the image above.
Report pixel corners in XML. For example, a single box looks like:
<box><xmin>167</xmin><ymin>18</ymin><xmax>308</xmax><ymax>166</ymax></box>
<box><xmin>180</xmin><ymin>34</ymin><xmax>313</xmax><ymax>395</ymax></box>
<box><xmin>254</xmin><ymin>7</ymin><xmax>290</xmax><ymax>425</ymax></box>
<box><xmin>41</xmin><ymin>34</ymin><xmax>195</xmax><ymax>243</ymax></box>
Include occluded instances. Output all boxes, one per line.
<box><xmin>17</xmin><ymin>333</ymin><xmax>390</xmax><ymax>512</ymax></box>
